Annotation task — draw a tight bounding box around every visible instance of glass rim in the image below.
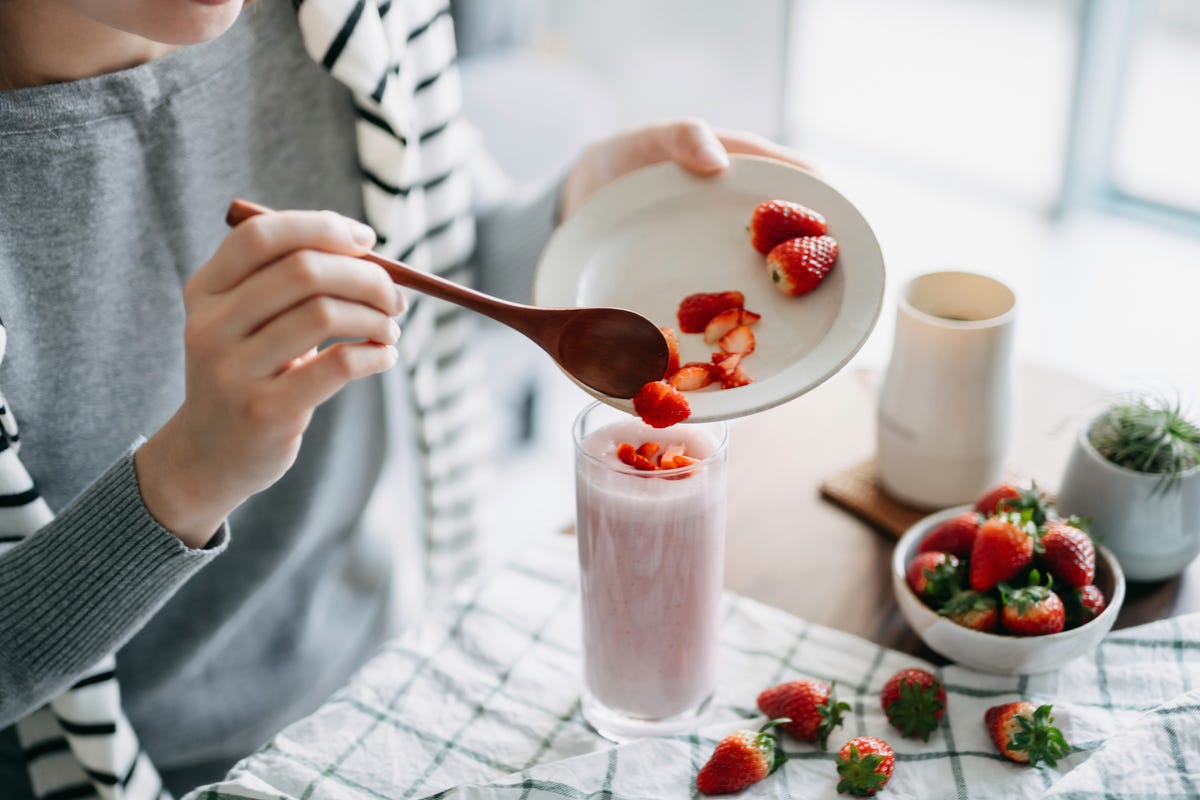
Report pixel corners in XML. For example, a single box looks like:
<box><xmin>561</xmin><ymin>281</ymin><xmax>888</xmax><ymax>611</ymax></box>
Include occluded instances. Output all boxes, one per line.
<box><xmin>572</xmin><ymin>401</ymin><xmax>729</xmax><ymax>477</ymax></box>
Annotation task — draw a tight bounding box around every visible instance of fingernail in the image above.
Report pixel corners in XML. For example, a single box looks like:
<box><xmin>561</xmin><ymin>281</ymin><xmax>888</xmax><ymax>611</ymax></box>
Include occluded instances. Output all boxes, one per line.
<box><xmin>697</xmin><ymin>142</ymin><xmax>730</xmax><ymax>170</ymax></box>
<box><xmin>386</xmin><ymin>345</ymin><xmax>399</xmax><ymax>363</ymax></box>
<box><xmin>387</xmin><ymin>319</ymin><xmax>401</xmax><ymax>343</ymax></box>
<box><xmin>350</xmin><ymin>220</ymin><xmax>377</xmax><ymax>248</ymax></box>
<box><xmin>394</xmin><ymin>285</ymin><xmax>408</xmax><ymax>313</ymax></box>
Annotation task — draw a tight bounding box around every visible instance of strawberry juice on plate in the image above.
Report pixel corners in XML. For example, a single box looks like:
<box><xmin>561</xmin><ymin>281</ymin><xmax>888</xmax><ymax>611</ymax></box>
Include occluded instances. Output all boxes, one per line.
<box><xmin>573</xmin><ymin>402</ymin><xmax>727</xmax><ymax>742</ymax></box>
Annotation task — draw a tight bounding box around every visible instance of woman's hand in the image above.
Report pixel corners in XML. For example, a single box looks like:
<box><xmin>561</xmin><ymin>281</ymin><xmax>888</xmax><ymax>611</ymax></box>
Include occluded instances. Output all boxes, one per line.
<box><xmin>560</xmin><ymin>118</ymin><xmax>812</xmax><ymax>219</ymax></box>
<box><xmin>135</xmin><ymin>211</ymin><xmax>404</xmax><ymax>548</ymax></box>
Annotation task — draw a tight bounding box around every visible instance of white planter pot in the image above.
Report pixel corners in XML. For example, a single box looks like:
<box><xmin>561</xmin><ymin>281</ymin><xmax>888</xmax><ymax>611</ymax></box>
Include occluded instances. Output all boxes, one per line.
<box><xmin>1056</xmin><ymin>417</ymin><xmax>1200</xmax><ymax>581</ymax></box>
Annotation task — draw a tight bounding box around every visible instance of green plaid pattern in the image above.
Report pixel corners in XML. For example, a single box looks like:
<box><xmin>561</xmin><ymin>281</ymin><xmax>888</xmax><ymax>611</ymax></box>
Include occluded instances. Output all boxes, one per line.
<box><xmin>188</xmin><ymin>536</ymin><xmax>1200</xmax><ymax>800</ymax></box>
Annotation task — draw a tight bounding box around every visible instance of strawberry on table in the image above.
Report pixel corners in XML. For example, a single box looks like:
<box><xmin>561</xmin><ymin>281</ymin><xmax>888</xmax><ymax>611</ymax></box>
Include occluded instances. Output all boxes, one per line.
<box><xmin>1039</xmin><ymin>521</ymin><xmax>1096</xmax><ymax>589</ymax></box>
<box><xmin>757</xmin><ymin>679</ymin><xmax>850</xmax><ymax>749</ymax></box>
<box><xmin>766</xmin><ymin>235</ymin><xmax>838</xmax><ymax>297</ymax></box>
<box><xmin>661</xmin><ymin>327</ymin><xmax>681</xmax><ymax>377</ymax></box>
<box><xmin>938</xmin><ymin>590</ymin><xmax>998</xmax><ymax>633</ymax></box>
<box><xmin>749</xmin><ymin>199</ymin><xmax>828</xmax><ymax>254</ymax></box>
<box><xmin>918</xmin><ymin>512</ymin><xmax>981</xmax><ymax>559</ymax></box>
<box><xmin>906</xmin><ymin>551</ymin><xmax>961</xmax><ymax>604</ymax></box>
<box><xmin>985</xmin><ymin>702</ymin><xmax>1070</xmax><ymax>766</ymax></box>
<box><xmin>632</xmin><ymin>381</ymin><xmax>691</xmax><ymax>429</ymax></box>
<box><xmin>880</xmin><ymin>668</ymin><xmax>946</xmax><ymax>741</ymax></box>
<box><xmin>835</xmin><ymin>736</ymin><xmax>895</xmax><ymax>796</ymax></box>
<box><xmin>678</xmin><ymin>291</ymin><xmax>745</xmax><ymax>334</ymax></box>
<box><xmin>668</xmin><ymin>363</ymin><xmax>717</xmax><ymax>391</ymax></box>
<box><xmin>970</xmin><ymin>512</ymin><xmax>1036</xmax><ymax>591</ymax></box>
<box><xmin>999</xmin><ymin>570</ymin><xmax>1065</xmax><ymax>636</ymax></box>
<box><xmin>696</xmin><ymin>719</ymin><xmax>788</xmax><ymax>795</ymax></box>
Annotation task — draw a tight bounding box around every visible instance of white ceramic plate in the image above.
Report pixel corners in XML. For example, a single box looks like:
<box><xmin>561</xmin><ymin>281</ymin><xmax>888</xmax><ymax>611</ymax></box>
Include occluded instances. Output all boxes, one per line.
<box><xmin>533</xmin><ymin>155</ymin><xmax>886</xmax><ymax>421</ymax></box>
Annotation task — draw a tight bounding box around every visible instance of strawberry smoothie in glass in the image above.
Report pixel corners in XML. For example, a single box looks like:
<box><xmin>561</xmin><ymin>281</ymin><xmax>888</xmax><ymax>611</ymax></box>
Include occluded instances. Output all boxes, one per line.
<box><xmin>573</xmin><ymin>401</ymin><xmax>728</xmax><ymax>742</ymax></box>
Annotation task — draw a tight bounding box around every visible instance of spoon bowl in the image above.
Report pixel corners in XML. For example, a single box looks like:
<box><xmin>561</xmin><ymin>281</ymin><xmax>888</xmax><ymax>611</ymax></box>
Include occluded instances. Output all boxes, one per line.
<box><xmin>226</xmin><ymin>200</ymin><xmax>669</xmax><ymax>398</ymax></box>
<box><xmin>555</xmin><ymin>307</ymin><xmax>671</xmax><ymax>399</ymax></box>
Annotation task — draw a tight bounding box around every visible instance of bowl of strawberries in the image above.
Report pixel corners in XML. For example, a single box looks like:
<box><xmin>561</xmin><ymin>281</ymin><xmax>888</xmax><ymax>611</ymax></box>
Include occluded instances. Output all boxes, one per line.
<box><xmin>892</xmin><ymin>483</ymin><xmax>1126</xmax><ymax>674</ymax></box>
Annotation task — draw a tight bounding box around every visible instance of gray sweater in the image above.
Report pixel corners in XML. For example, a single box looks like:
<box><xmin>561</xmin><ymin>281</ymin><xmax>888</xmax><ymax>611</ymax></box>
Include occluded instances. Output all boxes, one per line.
<box><xmin>0</xmin><ymin>1</ymin><xmax>558</xmax><ymax>794</ymax></box>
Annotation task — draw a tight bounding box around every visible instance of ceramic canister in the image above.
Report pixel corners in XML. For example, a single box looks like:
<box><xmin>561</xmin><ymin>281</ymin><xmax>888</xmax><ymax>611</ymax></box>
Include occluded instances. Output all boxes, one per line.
<box><xmin>877</xmin><ymin>271</ymin><xmax>1016</xmax><ymax>509</ymax></box>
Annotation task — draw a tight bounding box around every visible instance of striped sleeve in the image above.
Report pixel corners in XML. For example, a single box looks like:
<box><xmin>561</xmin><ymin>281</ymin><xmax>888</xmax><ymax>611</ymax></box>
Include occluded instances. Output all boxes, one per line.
<box><xmin>0</xmin><ymin>445</ymin><xmax>228</xmax><ymax>727</ymax></box>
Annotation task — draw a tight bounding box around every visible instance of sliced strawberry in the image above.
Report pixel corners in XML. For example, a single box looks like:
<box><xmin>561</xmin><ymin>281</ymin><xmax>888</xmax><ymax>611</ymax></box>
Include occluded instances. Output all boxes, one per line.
<box><xmin>703</xmin><ymin>307</ymin><xmax>743</xmax><ymax>344</ymax></box>
<box><xmin>633</xmin><ymin>380</ymin><xmax>691</xmax><ymax>429</ymax></box>
<box><xmin>719</xmin><ymin>325</ymin><xmax>756</xmax><ymax>355</ymax></box>
<box><xmin>677</xmin><ymin>291</ymin><xmax>744</xmax><ymax>334</ymax></box>
<box><xmin>748</xmin><ymin>200</ymin><xmax>828</xmax><ymax>254</ymax></box>
<box><xmin>668</xmin><ymin>363</ymin><xmax>717</xmax><ymax>391</ymax></box>
<box><xmin>616</xmin><ymin>443</ymin><xmax>638</xmax><ymax>468</ymax></box>
<box><xmin>711</xmin><ymin>351</ymin><xmax>752</xmax><ymax>388</ymax></box>
<box><xmin>739</xmin><ymin>308</ymin><xmax>762</xmax><ymax>325</ymax></box>
<box><xmin>662</xmin><ymin>454</ymin><xmax>698</xmax><ymax>469</ymax></box>
<box><xmin>657</xmin><ymin>326</ymin><xmax>681</xmax><ymax>378</ymax></box>
<box><xmin>636</xmin><ymin>442</ymin><xmax>660</xmax><ymax>461</ymax></box>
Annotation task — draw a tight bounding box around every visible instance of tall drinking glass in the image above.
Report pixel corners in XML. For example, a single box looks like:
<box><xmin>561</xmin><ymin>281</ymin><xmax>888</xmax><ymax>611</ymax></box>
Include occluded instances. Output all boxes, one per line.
<box><xmin>573</xmin><ymin>402</ymin><xmax>728</xmax><ymax>742</ymax></box>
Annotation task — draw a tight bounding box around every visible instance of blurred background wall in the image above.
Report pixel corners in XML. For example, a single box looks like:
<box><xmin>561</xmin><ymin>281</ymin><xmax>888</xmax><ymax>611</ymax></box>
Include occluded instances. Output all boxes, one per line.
<box><xmin>453</xmin><ymin>0</ymin><xmax>1200</xmax><ymax>540</ymax></box>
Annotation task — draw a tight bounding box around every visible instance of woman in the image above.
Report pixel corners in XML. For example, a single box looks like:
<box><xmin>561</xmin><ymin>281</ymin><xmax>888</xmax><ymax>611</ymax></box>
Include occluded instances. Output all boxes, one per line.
<box><xmin>0</xmin><ymin>0</ymin><xmax>807</xmax><ymax>796</ymax></box>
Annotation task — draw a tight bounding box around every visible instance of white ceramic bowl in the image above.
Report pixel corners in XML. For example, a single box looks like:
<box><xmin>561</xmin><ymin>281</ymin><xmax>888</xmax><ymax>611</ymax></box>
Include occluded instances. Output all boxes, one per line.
<box><xmin>893</xmin><ymin>506</ymin><xmax>1126</xmax><ymax>674</ymax></box>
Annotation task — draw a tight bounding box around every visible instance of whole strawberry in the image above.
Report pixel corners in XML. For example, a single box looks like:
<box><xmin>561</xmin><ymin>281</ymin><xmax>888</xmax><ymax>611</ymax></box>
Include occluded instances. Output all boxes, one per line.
<box><xmin>1039</xmin><ymin>521</ymin><xmax>1095</xmax><ymax>589</ymax></box>
<box><xmin>696</xmin><ymin>719</ymin><xmax>788</xmax><ymax>795</ymax></box>
<box><xmin>970</xmin><ymin>512</ymin><xmax>1036</xmax><ymax>591</ymax></box>
<box><xmin>918</xmin><ymin>512</ymin><xmax>981</xmax><ymax>559</ymax></box>
<box><xmin>880</xmin><ymin>668</ymin><xmax>946</xmax><ymax>741</ymax></box>
<box><xmin>975</xmin><ymin>483</ymin><xmax>1048</xmax><ymax>524</ymax></box>
<box><xmin>1063</xmin><ymin>584</ymin><xmax>1107</xmax><ymax>628</ymax></box>
<box><xmin>938</xmin><ymin>590</ymin><xmax>998</xmax><ymax>632</ymax></box>
<box><xmin>757</xmin><ymin>679</ymin><xmax>850</xmax><ymax>749</ymax></box>
<box><xmin>748</xmin><ymin>199</ymin><xmax>827</xmax><ymax>254</ymax></box>
<box><xmin>906</xmin><ymin>551</ymin><xmax>961</xmax><ymax>604</ymax></box>
<box><xmin>985</xmin><ymin>702</ymin><xmax>1070</xmax><ymax>766</ymax></box>
<box><xmin>835</xmin><ymin>736</ymin><xmax>895</xmax><ymax>796</ymax></box>
<box><xmin>766</xmin><ymin>235</ymin><xmax>838</xmax><ymax>297</ymax></box>
<box><xmin>999</xmin><ymin>570</ymin><xmax>1065</xmax><ymax>636</ymax></box>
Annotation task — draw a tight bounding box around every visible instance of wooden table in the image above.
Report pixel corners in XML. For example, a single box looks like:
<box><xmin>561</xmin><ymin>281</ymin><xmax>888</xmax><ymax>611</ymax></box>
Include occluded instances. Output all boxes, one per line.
<box><xmin>724</xmin><ymin>362</ymin><xmax>1200</xmax><ymax>660</ymax></box>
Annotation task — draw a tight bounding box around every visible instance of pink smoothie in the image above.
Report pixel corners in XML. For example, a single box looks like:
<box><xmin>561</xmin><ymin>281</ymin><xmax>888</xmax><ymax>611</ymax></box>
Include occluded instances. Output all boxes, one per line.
<box><xmin>575</xmin><ymin>420</ymin><xmax>726</xmax><ymax>720</ymax></box>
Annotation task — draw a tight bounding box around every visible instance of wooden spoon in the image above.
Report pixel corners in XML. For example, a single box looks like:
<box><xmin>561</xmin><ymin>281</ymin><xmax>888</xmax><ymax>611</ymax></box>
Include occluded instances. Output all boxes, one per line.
<box><xmin>226</xmin><ymin>200</ymin><xmax>669</xmax><ymax>398</ymax></box>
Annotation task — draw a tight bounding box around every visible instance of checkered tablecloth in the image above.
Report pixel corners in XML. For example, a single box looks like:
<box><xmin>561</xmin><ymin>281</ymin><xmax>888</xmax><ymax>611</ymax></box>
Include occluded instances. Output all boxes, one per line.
<box><xmin>187</xmin><ymin>534</ymin><xmax>1200</xmax><ymax>800</ymax></box>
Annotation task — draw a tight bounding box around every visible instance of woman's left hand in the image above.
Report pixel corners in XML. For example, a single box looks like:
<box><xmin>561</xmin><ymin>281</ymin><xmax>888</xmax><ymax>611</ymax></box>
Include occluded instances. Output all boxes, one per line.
<box><xmin>561</xmin><ymin>118</ymin><xmax>813</xmax><ymax>219</ymax></box>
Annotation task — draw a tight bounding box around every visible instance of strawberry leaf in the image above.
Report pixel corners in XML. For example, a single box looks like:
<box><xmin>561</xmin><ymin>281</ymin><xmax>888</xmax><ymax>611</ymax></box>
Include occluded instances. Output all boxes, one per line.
<box><xmin>885</xmin><ymin>676</ymin><xmax>945</xmax><ymax>741</ymax></box>
<box><xmin>1007</xmin><ymin>704</ymin><xmax>1071</xmax><ymax>768</ymax></box>
<box><xmin>816</xmin><ymin>683</ymin><xmax>851</xmax><ymax>751</ymax></box>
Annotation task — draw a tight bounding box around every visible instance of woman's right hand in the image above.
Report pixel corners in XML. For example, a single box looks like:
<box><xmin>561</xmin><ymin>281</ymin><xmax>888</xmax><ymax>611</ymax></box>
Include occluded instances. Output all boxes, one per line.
<box><xmin>135</xmin><ymin>210</ymin><xmax>404</xmax><ymax>548</ymax></box>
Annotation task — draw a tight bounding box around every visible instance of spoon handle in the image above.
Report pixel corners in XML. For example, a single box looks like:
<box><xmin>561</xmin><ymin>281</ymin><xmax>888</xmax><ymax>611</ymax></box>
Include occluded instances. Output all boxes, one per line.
<box><xmin>225</xmin><ymin>200</ymin><xmax>536</xmax><ymax>334</ymax></box>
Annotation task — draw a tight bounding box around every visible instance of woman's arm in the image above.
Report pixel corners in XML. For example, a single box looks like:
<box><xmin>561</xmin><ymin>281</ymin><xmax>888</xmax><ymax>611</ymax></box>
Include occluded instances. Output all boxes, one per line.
<box><xmin>0</xmin><ymin>449</ymin><xmax>226</xmax><ymax>726</ymax></box>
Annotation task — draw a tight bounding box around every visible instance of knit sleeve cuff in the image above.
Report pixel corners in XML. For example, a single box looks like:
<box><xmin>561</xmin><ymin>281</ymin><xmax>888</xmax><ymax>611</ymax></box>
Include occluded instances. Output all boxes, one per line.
<box><xmin>0</xmin><ymin>445</ymin><xmax>229</xmax><ymax>715</ymax></box>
